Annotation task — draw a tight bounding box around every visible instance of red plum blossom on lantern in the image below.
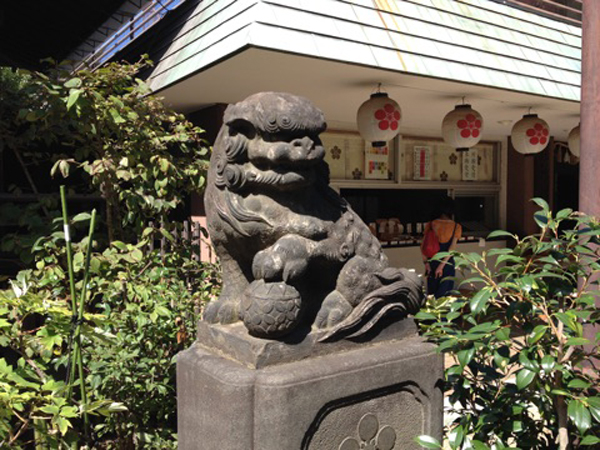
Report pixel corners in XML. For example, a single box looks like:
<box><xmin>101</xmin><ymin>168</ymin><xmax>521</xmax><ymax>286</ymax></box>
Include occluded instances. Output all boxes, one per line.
<box><xmin>442</xmin><ymin>104</ymin><xmax>484</xmax><ymax>151</ymax></box>
<box><xmin>357</xmin><ymin>92</ymin><xmax>402</xmax><ymax>146</ymax></box>
<box><xmin>511</xmin><ymin>114</ymin><xmax>550</xmax><ymax>155</ymax></box>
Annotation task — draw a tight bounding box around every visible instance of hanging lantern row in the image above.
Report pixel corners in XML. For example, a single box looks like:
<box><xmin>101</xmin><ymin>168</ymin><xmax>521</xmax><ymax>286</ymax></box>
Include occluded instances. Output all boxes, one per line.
<box><xmin>441</xmin><ymin>104</ymin><xmax>484</xmax><ymax>152</ymax></box>
<box><xmin>356</xmin><ymin>87</ymin><xmax>576</xmax><ymax>156</ymax></box>
<box><xmin>356</xmin><ymin>91</ymin><xmax>402</xmax><ymax>147</ymax></box>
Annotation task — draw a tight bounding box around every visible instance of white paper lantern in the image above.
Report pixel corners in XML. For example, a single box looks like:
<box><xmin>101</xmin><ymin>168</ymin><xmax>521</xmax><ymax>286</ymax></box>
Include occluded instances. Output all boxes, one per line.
<box><xmin>441</xmin><ymin>104</ymin><xmax>484</xmax><ymax>152</ymax></box>
<box><xmin>357</xmin><ymin>92</ymin><xmax>401</xmax><ymax>147</ymax></box>
<box><xmin>510</xmin><ymin>114</ymin><xmax>550</xmax><ymax>154</ymax></box>
<box><xmin>568</xmin><ymin>123</ymin><xmax>580</xmax><ymax>157</ymax></box>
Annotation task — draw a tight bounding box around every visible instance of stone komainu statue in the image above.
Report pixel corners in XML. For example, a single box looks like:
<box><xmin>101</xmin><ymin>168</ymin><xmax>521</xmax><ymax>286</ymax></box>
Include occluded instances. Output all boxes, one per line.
<box><xmin>204</xmin><ymin>92</ymin><xmax>424</xmax><ymax>339</ymax></box>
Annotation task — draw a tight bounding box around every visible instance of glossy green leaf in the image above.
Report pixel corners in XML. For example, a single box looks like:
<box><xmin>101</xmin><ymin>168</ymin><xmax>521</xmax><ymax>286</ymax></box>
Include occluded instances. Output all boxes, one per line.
<box><xmin>516</xmin><ymin>368</ymin><xmax>536</xmax><ymax>390</ymax></box>
<box><xmin>448</xmin><ymin>424</ymin><xmax>464</xmax><ymax>449</ymax></box>
<box><xmin>109</xmin><ymin>108</ymin><xmax>125</xmax><ymax>124</ymax></box>
<box><xmin>534</xmin><ymin>212</ymin><xmax>549</xmax><ymax>228</ymax></box>
<box><xmin>556</xmin><ymin>208</ymin><xmax>573</xmax><ymax>220</ymax></box>
<box><xmin>586</xmin><ymin>397</ymin><xmax>600</xmax><ymax>423</ymax></box>
<box><xmin>470</xmin><ymin>289</ymin><xmax>492</xmax><ymax>314</ymax></box>
<box><xmin>487</xmin><ymin>230</ymin><xmax>517</xmax><ymax>240</ymax></box>
<box><xmin>112</xmin><ymin>241</ymin><xmax>128</xmax><ymax>252</ymax></box>
<box><xmin>414</xmin><ymin>435</ymin><xmax>442</xmax><ymax>449</ymax></box>
<box><xmin>518</xmin><ymin>352</ymin><xmax>538</xmax><ymax>372</ymax></box>
<box><xmin>512</xmin><ymin>420</ymin><xmax>523</xmax><ymax>432</ymax></box>
<box><xmin>55</xmin><ymin>416</ymin><xmax>70</xmax><ymax>435</ymax></box>
<box><xmin>496</xmin><ymin>254</ymin><xmax>525</xmax><ymax>266</ymax></box>
<box><xmin>541</xmin><ymin>355</ymin><xmax>555</xmax><ymax>372</ymax></box>
<box><xmin>568</xmin><ymin>399</ymin><xmax>592</xmax><ymax>434</ymax></box>
<box><xmin>457</xmin><ymin>346</ymin><xmax>475</xmax><ymax>368</ymax></box>
<box><xmin>66</xmin><ymin>88</ymin><xmax>82</xmax><ymax>110</ymax></box>
<box><xmin>566</xmin><ymin>337</ymin><xmax>590</xmax><ymax>346</ymax></box>
<box><xmin>72</xmin><ymin>212</ymin><xmax>91</xmax><ymax>222</ymax></box>
<box><xmin>581</xmin><ymin>435</ymin><xmax>600</xmax><ymax>446</ymax></box>
<box><xmin>527</xmin><ymin>325</ymin><xmax>548</xmax><ymax>345</ymax></box>
<box><xmin>555</xmin><ymin>312</ymin><xmax>580</xmax><ymax>334</ymax></box>
<box><xmin>494</xmin><ymin>348</ymin><xmax>510</xmax><ymax>370</ymax></box>
<box><xmin>64</xmin><ymin>77</ymin><xmax>82</xmax><ymax>88</ymax></box>
<box><xmin>532</xmin><ymin>197</ymin><xmax>550</xmax><ymax>211</ymax></box>
<box><xmin>415</xmin><ymin>311</ymin><xmax>437</xmax><ymax>321</ymax></box>
<box><xmin>107</xmin><ymin>402</ymin><xmax>128</xmax><ymax>412</ymax></box>
<box><xmin>470</xmin><ymin>441</ymin><xmax>491</xmax><ymax>450</ymax></box>
<box><xmin>568</xmin><ymin>379</ymin><xmax>591</xmax><ymax>389</ymax></box>
<box><xmin>159</xmin><ymin>228</ymin><xmax>175</xmax><ymax>243</ymax></box>
<box><xmin>495</xmin><ymin>327</ymin><xmax>511</xmax><ymax>341</ymax></box>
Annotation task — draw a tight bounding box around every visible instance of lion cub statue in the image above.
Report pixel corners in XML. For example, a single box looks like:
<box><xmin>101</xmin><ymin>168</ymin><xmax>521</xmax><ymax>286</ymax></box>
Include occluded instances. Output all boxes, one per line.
<box><xmin>203</xmin><ymin>92</ymin><xmax>423</xmax><ymax>340</ymax></box>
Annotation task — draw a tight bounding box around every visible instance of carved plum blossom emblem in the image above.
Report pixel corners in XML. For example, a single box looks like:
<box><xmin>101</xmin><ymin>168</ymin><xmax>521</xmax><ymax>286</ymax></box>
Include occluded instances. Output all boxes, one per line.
<box><xmin>457</xmin><ymin>113</ymin><xmax>481</xmax><ymax>138</ymax></box>
<box><xmin>449</xmin><ymin>153</ymin><xmax>458</xmax><ymax>165</ymax></box>
<box><xmin>331</xmin><ymin>145</ymin><xmax>342</xmax><ymax>159</ymax></box>
<box><xmin>440</xmin><ymin>171</ymin><xmax>448</xmax><ymax>181</ymax></box>
<box><xmin>352</xmin><ymin>168</ymin><xmax>363</xmax><ymax>180</ymax></box>
<box><xmin>526</xmin><ymin>123</ymin><xmax>549</xmax><ymax>146</ymax></box>
<box><xmin>374</xmin><ymin>104</ymin><xmax>400</xmax><ymax>131</ymax></box>
<box><xmin>339</xmin><ymin>413</ymin><xmax>396</xmax><ymax>450</ymax></box>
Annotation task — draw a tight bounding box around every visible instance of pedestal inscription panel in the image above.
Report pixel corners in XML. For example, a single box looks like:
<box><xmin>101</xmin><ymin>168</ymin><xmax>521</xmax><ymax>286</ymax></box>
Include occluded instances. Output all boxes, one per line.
<box><xmin>177</xmin><ymin>322</ymin><xmax>442</xmax><ymax>450</ymax></box>
<box><xmin>305</xmin><ymin>383</ymin><xmax>427</xmax><ymax>450</ymax></box>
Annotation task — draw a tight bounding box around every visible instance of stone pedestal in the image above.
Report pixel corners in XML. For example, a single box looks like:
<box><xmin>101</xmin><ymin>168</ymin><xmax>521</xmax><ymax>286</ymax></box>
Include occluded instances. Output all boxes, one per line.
<box><xmin>177</xmin><ymin>320</ymin><xmax>443</xmax><ymax>450</ymax></box>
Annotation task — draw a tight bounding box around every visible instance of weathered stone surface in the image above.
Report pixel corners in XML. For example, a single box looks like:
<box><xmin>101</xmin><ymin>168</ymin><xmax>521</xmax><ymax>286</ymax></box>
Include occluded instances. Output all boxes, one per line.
<box><xmin>178</xmin><ymin>92</ymin><xmax>441</xmax><ymax>449</ymax></box>
<box><xmin>202</xmin><ymin>91</ymin><xmax>424</xmax><ymax>339</ymax></box>
<box><xmin>177</xmin><ymin>323</ymin><xmax>443</xmax><ymax>450</ymax></box>
<box><xmin>195</xmin><ymin>318</ymin><xmax>418</xmax><ymax>369</ymax></box>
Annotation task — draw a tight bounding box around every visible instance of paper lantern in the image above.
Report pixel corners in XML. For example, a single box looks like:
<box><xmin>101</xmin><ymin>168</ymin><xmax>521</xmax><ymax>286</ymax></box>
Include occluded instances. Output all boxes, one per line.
<box><xmin>568</xmin><ymin>123</ymin><xmax>580</xmax><ymax>157</ymax></box>
<box><xmin>510</xmin><ymin>114</ymin><xmax>550</xmax><ymax>154</ymax></box>
<box><xmin>441</xmin><ymin>104</ymin><xmax>484</xmax><ymax>152</ymax></box>
<box><xmin>357</xmin><ymin>92</ymin><xmax>401</xmax><ymax>147</ymax></box>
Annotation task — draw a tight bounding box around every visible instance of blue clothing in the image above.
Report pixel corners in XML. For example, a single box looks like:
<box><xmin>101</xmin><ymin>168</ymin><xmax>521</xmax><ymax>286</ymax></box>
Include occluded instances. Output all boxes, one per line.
<box><xmin>427</xmin><ymin>224</ymin><xmax>457</xmax><ymax>298</ymax></box>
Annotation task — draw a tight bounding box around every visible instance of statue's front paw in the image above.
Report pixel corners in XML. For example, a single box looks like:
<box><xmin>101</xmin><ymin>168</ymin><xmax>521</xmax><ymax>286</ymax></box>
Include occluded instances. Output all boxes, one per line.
<box><xmin>252</xmin><ymin>249</ymin><xmax>283</xmax><ymax>281</ymax></box>
<box><xmin>203</xmin><ymin>298</ymin><xmax>240</xmax><ymax>324</ymax></box>
<box><xmin>252</xmin><ymin>250</ymin><xmax>308</xmax><ymax>283</ymax></box>
<box><xmin>314</xmin><ymin>291</ymin><xmax>352</xmax><ymax>329</ymax></box>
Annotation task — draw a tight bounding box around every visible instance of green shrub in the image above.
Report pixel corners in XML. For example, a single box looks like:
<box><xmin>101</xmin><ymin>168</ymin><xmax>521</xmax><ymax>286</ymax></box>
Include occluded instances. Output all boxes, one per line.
<box><xmin>1</xmin><ymin>217</ymin><xmax>220</xmax><ymax>448</ymax></box>
<box><xmin>0</xmin><ymin>268</ymin><xmax>121</xmax><ymax>448</ymax></box>
<box><xmin>416</xmin><ymin>199</ymin><xmax>600</xmax><ymax>450</ymax></box>
<box><xmin>0</xmin><ymin>58</ymin><xmax>219</xmax><ymax>448</ymax></box>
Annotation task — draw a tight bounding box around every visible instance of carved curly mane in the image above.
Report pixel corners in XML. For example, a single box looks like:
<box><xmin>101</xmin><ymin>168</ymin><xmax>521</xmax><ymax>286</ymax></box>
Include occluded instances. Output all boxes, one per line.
<box><xmin>210</xmin><ymin>92</ymin><xmax>334</xmax><ymax>233</ymax></box>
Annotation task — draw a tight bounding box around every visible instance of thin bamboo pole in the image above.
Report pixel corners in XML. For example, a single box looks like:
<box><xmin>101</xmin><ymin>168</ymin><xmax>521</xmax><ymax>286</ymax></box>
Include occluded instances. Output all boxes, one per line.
<box><xmin>71</xmin><ymin>208</ymin><xmax>96</xmax><ymax>436</ymax></box>
<box><xmin>59</xmin><ymin>186</ymin><xmax>78</xmax><ymax>321</ymax></box>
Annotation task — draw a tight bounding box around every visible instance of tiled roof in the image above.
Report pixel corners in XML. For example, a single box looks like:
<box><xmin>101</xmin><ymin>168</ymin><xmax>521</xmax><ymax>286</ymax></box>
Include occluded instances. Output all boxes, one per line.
<box><xmin>147</xmin><ymin>0</ymin><xmax>581</xmax><ymax>101</ymax></box>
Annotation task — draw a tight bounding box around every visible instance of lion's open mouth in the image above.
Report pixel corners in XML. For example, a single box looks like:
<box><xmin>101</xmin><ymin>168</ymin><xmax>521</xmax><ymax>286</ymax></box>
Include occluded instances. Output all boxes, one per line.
<box><xmin>245</xmin><ymin>164</ymin><xmax>315</xmax><ymax>190</ymax></box>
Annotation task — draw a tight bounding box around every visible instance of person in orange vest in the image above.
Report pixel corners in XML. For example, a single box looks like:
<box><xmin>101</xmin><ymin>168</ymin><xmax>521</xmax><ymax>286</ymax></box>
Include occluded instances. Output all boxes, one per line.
<box><xmin>421</xmin><ymin>197</ymin><xmax>462</xmax><ymax>298</ymax></box>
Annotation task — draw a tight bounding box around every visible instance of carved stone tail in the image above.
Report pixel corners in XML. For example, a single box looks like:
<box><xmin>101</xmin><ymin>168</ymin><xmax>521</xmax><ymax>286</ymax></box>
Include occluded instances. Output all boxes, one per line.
<box><xmin>318</xmin><ymin>270</ymin><xmax>424</xmax><ymax>342</ymax></box>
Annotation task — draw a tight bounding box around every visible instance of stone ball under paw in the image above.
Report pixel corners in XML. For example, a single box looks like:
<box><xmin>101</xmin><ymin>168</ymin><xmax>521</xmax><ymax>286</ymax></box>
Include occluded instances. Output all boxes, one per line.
<box><xmin>242</xmin><ymin>280</ymin><xmax>302</xmax><ymax>338</ymax></box>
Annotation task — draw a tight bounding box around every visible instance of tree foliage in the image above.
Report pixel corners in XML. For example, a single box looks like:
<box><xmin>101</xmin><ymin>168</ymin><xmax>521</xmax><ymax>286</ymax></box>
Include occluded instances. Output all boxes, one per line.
<box><xmin>416</xmin><ymin>199</ymin><xmax>600</xmax><ymax>450</ymax></box>
<box><xmin>0</xmin><ymin>59</ymin><xmax>220</xmax><ymax>448</ymax></box>
<box><xmin>1</xmin><ymin>57</ymin><xmax>208</xmax><ymax>241</ymax></box>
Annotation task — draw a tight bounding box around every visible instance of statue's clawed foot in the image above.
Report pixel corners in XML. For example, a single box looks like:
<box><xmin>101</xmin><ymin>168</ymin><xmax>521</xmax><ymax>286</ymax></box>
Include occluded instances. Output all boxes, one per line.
<box><xmin>203</xmin><ymin>296</ymin><xmax>240</xmax><ymax>324</ymax></box>
<box><xmin>252</xmin><ymin>235</ymin><xmax>311</xmax><ymax>283</ymax></box>
<box><xmin>314</xmin><ymin>290</ymin><xmax>353</xmax><ymax>330</ymax></box>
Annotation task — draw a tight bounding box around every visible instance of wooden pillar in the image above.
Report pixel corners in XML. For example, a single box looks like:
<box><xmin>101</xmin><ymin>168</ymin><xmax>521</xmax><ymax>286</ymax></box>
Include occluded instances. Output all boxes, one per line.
<box><xmin>580</xmin><ymin>1</ymin><xmax>600</xmax><ymax>218</ymax></box>
<box><xmin>506</xmin><ymin>137</ymin><xmax>554</xmax><ymax>237</ymax></box>
<box><xmin>580</xmin><ymin>0</ymin><xmax>600</xmax><ymax>367</ymax></box>
<box><xmin>507</xmin><ymin>138</ymin><xmax>536</xmax><ymax>236</ymax></box>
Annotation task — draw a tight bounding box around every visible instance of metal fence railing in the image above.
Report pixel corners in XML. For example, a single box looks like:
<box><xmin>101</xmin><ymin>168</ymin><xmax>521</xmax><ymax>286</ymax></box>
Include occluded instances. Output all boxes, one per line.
<box><xmin>73</xmin><ymin>0</ymin><xmax>185</xmax><ymax>72</ymax></box>
<box><xmin>147</xmin><ymin>218</ymin><xmax>215</xmax><ymax>263</ymax></box>
<box><xmin>491</xmin><ymin>0</ymin><xmax>582</xmax><ymax>26</ymax></box>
